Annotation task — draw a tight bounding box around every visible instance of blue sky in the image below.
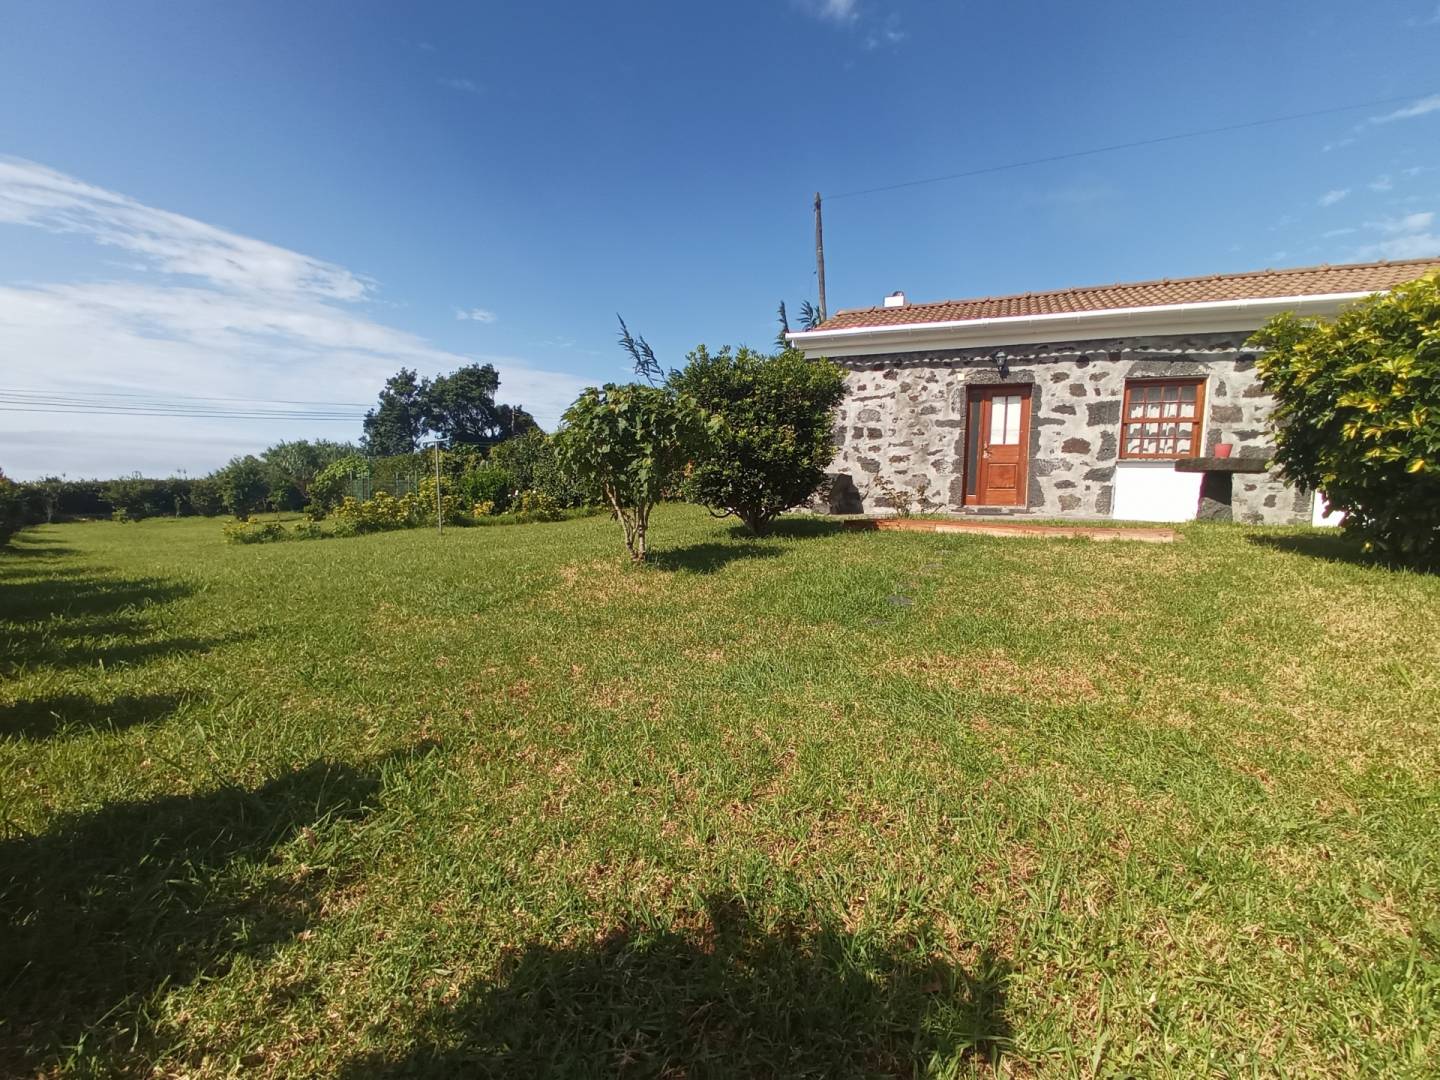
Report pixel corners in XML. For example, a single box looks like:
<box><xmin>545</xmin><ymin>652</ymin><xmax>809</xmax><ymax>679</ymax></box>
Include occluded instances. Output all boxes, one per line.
<box><xmin>2</xmin><ymin>0</ymin><xmax>1438</xmax><ymax>478</ymax></box>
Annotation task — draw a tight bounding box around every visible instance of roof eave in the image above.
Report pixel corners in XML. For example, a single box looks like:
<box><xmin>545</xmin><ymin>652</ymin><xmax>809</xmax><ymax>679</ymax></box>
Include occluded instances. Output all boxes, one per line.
<box><xmin>786</xmin><ymin>291</ymin><xmax>1375</xmax><ymax>357</ymax></box>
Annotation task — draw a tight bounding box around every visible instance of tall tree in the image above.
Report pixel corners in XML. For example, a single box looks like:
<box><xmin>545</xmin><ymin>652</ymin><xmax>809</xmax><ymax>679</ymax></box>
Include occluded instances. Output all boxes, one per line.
<box><xmin>362</xmin><ymin>368</ymin><xmax>427</xmax><ymax>455</ymax></box>
<box><xmin>424</xmin><ymin>363</ymin><xmax>502</xmax><ymax>445</ymax></box>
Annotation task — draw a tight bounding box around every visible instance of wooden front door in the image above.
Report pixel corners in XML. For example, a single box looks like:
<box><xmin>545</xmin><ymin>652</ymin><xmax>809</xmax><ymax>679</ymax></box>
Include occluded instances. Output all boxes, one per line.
<box><xmin>970</xmin><ymin>386</ymin><xmax>1031</xmax><ymax>506</ymax></box>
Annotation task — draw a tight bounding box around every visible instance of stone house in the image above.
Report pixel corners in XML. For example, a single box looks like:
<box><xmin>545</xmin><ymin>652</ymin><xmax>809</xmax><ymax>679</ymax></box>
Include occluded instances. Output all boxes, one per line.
<box><xmin>787</xmin><ymin>258</ymin><xmax>1440</xmax><ymax>524</ymax></box>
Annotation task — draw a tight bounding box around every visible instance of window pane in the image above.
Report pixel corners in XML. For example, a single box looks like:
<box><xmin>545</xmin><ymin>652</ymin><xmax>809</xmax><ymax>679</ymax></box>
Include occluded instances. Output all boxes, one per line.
<box><xmin>1004</xmin><ymin>396</ymin><xmax>1021</xmax><ymax>443</ymax></box>
<box><xmin>1181</xmin><ymin>384</ymin><xmax>1197</xmax><ymax>403</ymax></box>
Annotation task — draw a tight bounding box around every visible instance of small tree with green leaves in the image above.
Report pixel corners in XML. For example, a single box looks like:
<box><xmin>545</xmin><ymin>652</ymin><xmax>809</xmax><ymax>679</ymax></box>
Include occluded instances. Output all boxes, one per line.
<box><xmin>213</xmin><ymin>455</ymin><xmax>271</xmax><ymax>521</ymax></box>
<box><xmin>554</xmin><ymin>384</ymin><xmax>711</xmax><ymax>562</ymax></box>
<box><xmin>1250</xmin><ymin>270</ymin><xmax>1440</xmax><ymax>566</ymax></box>
<box><xmin>669</xmin><ymin>345</ymin><xmax>846</xmax><ymax>535</ymax></box>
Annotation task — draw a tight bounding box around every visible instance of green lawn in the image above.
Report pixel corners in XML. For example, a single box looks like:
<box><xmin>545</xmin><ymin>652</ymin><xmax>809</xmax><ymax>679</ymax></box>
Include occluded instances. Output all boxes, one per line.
<box><xmin>2</xmin><ymin>509</ymin><xmax>1438</xmax><ymax>1077</ymax></box>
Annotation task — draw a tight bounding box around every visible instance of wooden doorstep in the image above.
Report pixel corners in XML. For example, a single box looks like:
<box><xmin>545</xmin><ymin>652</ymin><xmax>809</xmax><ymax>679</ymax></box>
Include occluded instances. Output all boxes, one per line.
<box><xmin>844</xmin><ymin>517</ymin><xmax>1177</xmax><ymax>544</ymax></box>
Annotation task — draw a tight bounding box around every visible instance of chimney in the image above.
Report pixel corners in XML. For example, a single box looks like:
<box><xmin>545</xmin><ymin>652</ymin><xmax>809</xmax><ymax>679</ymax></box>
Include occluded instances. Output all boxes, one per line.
<box><xmin>883</xmin><ymin>291</ymin><xmax>906</xmax><ymax>308</ymax></box>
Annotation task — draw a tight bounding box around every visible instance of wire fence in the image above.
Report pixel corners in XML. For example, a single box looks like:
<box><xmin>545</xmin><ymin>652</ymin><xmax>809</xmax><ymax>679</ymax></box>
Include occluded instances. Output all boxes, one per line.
<box><xmin>345</xmin><ymin>474</ymin><xmax>421</xmax><ymax>502</ymax></box>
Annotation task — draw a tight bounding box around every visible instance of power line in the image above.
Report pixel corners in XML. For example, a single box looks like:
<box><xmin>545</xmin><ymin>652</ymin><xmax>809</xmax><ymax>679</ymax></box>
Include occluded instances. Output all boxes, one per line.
<box><xmin>0</xmin><ymin>405</ymin><xmax>363</xmax><ymax>422</ymax></box>
<box><xmin>0</xmin><ymin>386</ymin><xmax>371</xmax><ymax>407</ymax></box>
<box><xmin>0</xmin><ymin>385</ymin><xmax>371</xmax><ymax>422</ymax></box>
<box><xmin>826</xmin><ymin>89</ymin><xmax>1436</xmax><ymax>201</ymax></box>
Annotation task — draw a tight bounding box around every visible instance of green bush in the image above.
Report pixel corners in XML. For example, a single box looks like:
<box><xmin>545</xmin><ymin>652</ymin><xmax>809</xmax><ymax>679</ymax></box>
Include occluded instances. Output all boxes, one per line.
<box><xmin>512</xmin><ymin>490</ymin><xmax>563</xmax><ymax>523</ymax></box>
<box><xmin>0</xmin><ymin>472</ymin><xmax>25</xmax><ymax>546</ymax></box>
<box><xmin>222</xmin><ymin>520</ymin><xmax>286</xmax><ymax>544</ymax></box>
<box><xmin>214</xmin><ymin>456</ymin><xmax>271</xmax><ymax>521</ymax></box>
<box><xmin>490</xmin><ymin>429</ymin><xmax>588</xmax><ymax>508</ymax></box>
<box><xmin>308</xmin><ymin>454</ymin><xmax>371</xmax><ymax>515</ymax></box>
<box><xmin>1251</xmin><ymin>271</ymin><xmax>1440</xmax><ymax>566</ymax></box>
<box><xmin>330</xmin><ymin>492</ymin><xmax>422</xmax><ymax>533</ymax></box>
<box><xmin>458</xmin><ymin>463</ymin><xmax>515</xmax><ymax>513</ymax></box>
<box><xmin>555</xmin><ymin>383</ymin><xmax>713</xmax><ymax>561</ymax></box>
<box><xmin>417</xmin><ymin>475</ymin><xmax>469</xmax><ymax>525</ymax></box>
<box><xmin>668</xmin><ymin>346</ymin><xmax>846</xmax><ymax>534</ymax></box>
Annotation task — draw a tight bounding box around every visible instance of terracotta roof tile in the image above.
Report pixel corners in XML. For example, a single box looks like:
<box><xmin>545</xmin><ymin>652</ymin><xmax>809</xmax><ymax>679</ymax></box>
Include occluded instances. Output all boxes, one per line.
<box><xmin>812</xmin><ymin>258</ymin><xmax>1440</xmax><ymax>331</ymax></box>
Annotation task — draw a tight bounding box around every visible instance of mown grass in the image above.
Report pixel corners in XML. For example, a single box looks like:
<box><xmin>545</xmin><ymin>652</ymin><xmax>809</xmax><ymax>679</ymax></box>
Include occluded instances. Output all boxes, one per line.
<box><xmin>2</xmin><ymin>508</ymin><xmax>1438</xmax><ymax>1078</ymax></box>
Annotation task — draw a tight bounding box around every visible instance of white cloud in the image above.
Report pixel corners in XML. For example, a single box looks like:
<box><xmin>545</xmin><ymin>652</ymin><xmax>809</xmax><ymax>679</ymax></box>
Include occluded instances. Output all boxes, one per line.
<box><xmin>1368</xmin><ymin>94</ymin><xmax>1440</xmax><ymax>124</ymax></box>
<box><xmin>1322</xmin><ymin>137</ymin><xmax>1357</xmax><ymax>152</ymax></box>
<box><xmin>1321</xmin><ymin>227</ymin><xmax>1358</xmax><ymax>238</ymax></box>
<box><xmin>1370</xmin><ymin>210</ymin><xmax>1435</xmax><ymax>234</ymax></box>
<box><xmin>440</xmin><ymin>77</ymin><xmax>482</xmax><ymax>94</ymax></box>
<box><xmin>1318</xmin><ymin>188</ymin><xmax>1350</xmax><ymax>207</ymax></box>
<box><xmin>796</xmin><ymin>0</ymin><xmax>860</xmax><ymax>23</ymax></box>
<box><xmin>1369</xmin><ymin>174</ymin><xmax>1393</xmax><ymax>192</ymax></box>
<box><xmin>1349</xmin><ymin>209</ymin><xmax>1440</xmax><ymax>261</ymax></box>
<box><xmin>0</xmin><ymin>158</ymin><xmax>368</xmax><ymax>300</ymax></box>
<box><xmin>1353</xmin><ymin>233</ymin><xmax>1440</xmax><ymax>260</ymax></box>
<box><xmin>455</xmin><ymin>307</ymin><xmax>497</xmax><ymax>323</ymax></box>
<box><xmin>0</xmin><ymin>158</ymin><xmax>589</xmax><ymax>478</ymax></box>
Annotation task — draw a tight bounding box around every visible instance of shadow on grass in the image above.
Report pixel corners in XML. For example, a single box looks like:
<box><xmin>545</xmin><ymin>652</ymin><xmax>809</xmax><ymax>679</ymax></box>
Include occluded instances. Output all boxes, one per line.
<box><xmin>0</xmin><ymin>574</ymin><xmax>193</xmax><ymax>624</ymax></box>
<box><xmin>732</xmin><ymin>517</ymin><xmax>851</xmax><ymax>541</ymax></box>
<box><xmin>1245</xmin><ymin>532</ymin><xmax>1430</xmax><ymax>573</ymax></box>
<box><xmin>0</xmin><ymin>547</ymin><xmax>243</xmax><ymax>671</ymax></box>
<box><xmin>0</xmin><ymin>692</ymin><xmax>193</xmax><ymax>741</ymax></box>
<box><xmin>0</xmin><ymin>746</ymin><xmax>429</xmax><ymax>1075</ymax></box>
<box><xmin>341</xmin><ymin>896</ymin><xmax>1013</xmax><ymax>1078</ymax></box>
<box><xmin>649</xmin><ymin>542</ymin><xmax>783</xmax><ymax>574</ymax></box>
<box><xmin>0</xmin><ymin>539</ymin><xmax>74</xmax><ymax>559</ymax></box>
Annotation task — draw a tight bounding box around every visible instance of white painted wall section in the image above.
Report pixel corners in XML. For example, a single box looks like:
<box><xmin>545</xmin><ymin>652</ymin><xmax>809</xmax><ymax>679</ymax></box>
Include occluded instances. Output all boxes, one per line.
<box><xmin>1312</xmin><ymin>491</ymin><xmax>1343</xmax><ymax>527</ymax></box>
<box><xmin>1111</xmin><ymin>462</ymin><xmax>1202</xmax><ymax>522</ymax></box>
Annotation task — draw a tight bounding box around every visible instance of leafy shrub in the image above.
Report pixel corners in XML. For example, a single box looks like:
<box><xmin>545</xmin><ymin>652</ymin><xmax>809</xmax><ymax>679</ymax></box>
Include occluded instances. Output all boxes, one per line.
<box><xmin>555</xmin><ymin>383</ymin><xmax>713</xmax><ymax>561</ymax></box>
<box><xmin>1251</xmin><ymin>271</ymin><xmax>1440</xmax><ymax>566</ymax></box>
<box><xmin>472</xmin><ymin>500</ymin><xmax>495</xmax><ymax>517</ymax></box>
<box><xmin>330</xmin><ymin>492</ymin><xmax>421</xmax><ymax>533</ymax></box>
<box><xmin>490</xmin><ymin>429</ymin><xmax>588</xmax><ymax>508</ymax></box>
<box><xmin>458</xmin><ymin>463</ymin><xmax>515</xmax><ymax>513</ymax></box>
<box><xmin>512</xmin><ymin>490</ymin><xmax>563</xmax><ymax>523</ymax></box>
<box><xmin>223</xmin><ymin>520</ymin><xmax>286</xmax><ymax>544</ymax></box>
<box><xmin>309</xmin><ymin>454</ymin><xmax>371</xmax><ymax>515</ymax></box>
<box><xmin>417</xmin><ymin>475</ymin><xmax>469</xmax><ymax>525</ymax></box>
<box><xmin>287</xmin><ymin>521</ymin><xmax>325</xmax><ymax>541</ymax></box>
<box><xmin>0</xmin><ymin>472</ymin><xmax>25</xmax><ymax>546</ymax></box>
<box><xmin>214</xmin><ymin>456</ymin><xmax>271</xmax><ymax>521</ymax></box>
<box><xmin>668</xmin><ymin>346</ymin><xmax>846</xmax><ymax>534</ymax></box>
<box><xmin>188</xmin><ymin>478</ymin><xmax>225</xmax><ymax>516</ymax></box>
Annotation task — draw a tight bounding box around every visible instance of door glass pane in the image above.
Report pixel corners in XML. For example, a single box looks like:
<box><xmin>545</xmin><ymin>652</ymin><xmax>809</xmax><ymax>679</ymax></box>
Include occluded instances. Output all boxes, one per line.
<box><xmin>988</xmin><ymin>394</ymin><xmax>1022</xmax><ymax>444</ymax></box>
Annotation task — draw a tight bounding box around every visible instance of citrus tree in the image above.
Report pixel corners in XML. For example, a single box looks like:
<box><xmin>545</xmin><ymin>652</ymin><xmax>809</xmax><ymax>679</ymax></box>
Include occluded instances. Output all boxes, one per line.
<box><xmin>669</xmin><ymin>345</ymin><xmax>845</xmax><ymax>534</ymax></box>
<box><xmin>1251</xmin><ymin>271</ymin><xmax>1440</xmax><ymax>565</ymax></box>
<box><xmin>554</xmin><ymin>384</ymin><xmax>711</xmax><ymax>562</ymax></box>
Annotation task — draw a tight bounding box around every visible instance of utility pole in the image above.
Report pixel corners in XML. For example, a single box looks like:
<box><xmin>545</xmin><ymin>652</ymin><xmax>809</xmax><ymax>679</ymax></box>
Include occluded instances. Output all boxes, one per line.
<box><xmin>814</xmin><ymin>191</ymin><xmax>827</xmax><ymax>323</ymax></box>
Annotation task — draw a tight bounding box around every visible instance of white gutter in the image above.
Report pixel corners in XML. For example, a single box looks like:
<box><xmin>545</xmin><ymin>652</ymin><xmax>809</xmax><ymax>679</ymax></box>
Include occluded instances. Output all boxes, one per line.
<box><xmin>786</xmin><ymin>290</ymin><xmax>1375</xmax><ymax>357</ymax></box>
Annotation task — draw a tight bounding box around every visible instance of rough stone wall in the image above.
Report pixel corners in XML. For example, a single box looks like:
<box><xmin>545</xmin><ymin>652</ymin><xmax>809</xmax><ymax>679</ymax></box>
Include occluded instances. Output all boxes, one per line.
<box><xmin>823</xmin><ymin>331</ymin><xmax>1313</xmax><ymax>524</ymax></box>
